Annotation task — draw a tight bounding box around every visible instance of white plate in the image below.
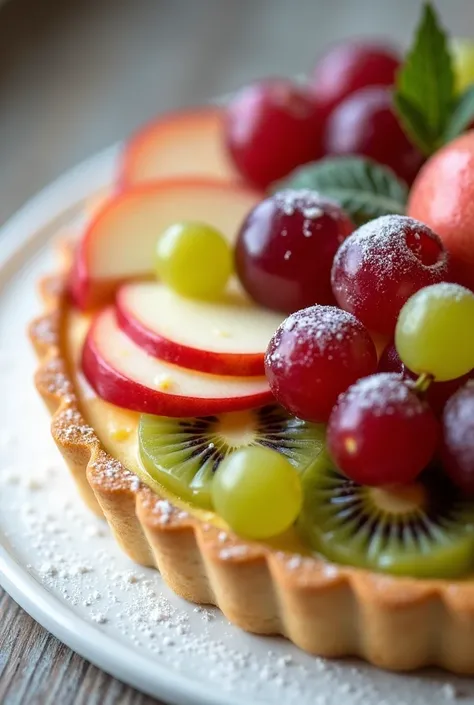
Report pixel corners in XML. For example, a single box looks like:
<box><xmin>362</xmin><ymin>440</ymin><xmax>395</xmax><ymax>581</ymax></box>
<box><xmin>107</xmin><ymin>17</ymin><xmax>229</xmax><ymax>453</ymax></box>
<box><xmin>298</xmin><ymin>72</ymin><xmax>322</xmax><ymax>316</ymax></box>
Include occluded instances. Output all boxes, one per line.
<box><xmin>0</xmin><ymin>148</ymin><xmax>472</xmax><ymax>705</ymax></box>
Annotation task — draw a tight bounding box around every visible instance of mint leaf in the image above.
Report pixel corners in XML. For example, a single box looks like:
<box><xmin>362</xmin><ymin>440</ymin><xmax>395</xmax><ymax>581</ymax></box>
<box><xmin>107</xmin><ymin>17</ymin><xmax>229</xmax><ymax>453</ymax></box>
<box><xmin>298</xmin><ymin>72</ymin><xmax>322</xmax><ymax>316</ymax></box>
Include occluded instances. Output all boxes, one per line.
<box><xmin>394</xmin><ymin>2</ymin><xmax>455</xmax><ymax>155</ymax></box>
<box><xmin>443</xmin><ymin>85</ymin><xmax>474</xmax><ymax>142</ymax></box>
<box><xmin>392</xmin><ymin>94</ymin><xmax>435</xmax><ymax>155</ymax></box>
<box><xmin>277</xmin><ymin>156</ymin><xmax>408</xmax><ymax>226</ymax></box>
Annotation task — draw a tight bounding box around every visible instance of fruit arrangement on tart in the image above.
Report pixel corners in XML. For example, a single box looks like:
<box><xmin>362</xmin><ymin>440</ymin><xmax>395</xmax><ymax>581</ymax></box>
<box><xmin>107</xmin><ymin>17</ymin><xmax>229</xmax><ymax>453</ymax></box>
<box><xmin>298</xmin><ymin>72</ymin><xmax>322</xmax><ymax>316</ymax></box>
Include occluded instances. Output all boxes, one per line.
<box><xmin>31</xmin><ymin>3</ymin><xmax>474</xmax><ymax>673</ymax></box>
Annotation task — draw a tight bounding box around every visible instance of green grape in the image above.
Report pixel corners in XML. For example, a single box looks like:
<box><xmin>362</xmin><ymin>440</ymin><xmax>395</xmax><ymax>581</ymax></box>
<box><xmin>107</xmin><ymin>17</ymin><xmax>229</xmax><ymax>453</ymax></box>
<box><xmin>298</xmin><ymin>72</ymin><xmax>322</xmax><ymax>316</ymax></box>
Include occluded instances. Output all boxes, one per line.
<box><xmin>451</xmin><ymin>38</ymin><xmax>474</xmax><ymax>94</ymax></box>
<box><xmin>211</xmin><ymin>446</ymin><xmax>303</xmax><ymax>539</ymax></box>
<box><xmin>155</xmin><ymin>222</ymin><xmax>232</xmax><ymax>299</ymax></box>
<box><xmin>395</xmin><ymin>283</ymin><xmax>474</xmax><ymax>382</ymax></box>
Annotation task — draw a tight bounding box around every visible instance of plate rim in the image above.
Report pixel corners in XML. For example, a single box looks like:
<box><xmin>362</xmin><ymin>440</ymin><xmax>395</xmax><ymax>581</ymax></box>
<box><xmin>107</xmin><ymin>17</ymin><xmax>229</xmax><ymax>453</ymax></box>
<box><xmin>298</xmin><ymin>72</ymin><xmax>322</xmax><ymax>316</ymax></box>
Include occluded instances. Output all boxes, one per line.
<box><xmin>0</xmin><ymin>146</ymin><xmax>247</xmax><ymax>705</ymax></box>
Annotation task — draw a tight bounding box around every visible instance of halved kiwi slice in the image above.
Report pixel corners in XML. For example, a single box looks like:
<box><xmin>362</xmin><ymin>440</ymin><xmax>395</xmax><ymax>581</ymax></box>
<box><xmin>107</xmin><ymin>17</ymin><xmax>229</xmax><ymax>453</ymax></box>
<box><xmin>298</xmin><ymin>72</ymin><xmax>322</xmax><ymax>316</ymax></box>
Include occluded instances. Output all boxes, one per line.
<box><xmin>299</xmin><ymin>452</ymin><xmax>474</xmax><ymax>578</ymax></box>
<box><xmin>138</xmin><ymin>405</ymin><xmax>325</xmax><ymax>508</ymax></box>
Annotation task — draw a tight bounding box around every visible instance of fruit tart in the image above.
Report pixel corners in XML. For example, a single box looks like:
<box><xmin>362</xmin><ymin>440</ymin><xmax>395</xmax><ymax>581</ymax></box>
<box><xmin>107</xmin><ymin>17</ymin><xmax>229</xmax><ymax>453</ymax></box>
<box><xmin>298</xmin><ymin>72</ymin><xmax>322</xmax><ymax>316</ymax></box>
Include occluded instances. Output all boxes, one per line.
<box><xmin>30</xmin><ymin>4</ymin><xmax>474</xmax><ymax>674</ymax></box>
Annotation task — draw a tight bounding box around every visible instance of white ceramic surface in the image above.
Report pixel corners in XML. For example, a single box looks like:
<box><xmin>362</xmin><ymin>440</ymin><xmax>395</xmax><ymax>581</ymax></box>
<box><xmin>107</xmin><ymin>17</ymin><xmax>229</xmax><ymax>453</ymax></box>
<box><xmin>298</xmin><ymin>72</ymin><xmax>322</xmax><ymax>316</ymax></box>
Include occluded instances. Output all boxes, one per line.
<box><xmin>0</xmin><ymin>149</ymin><xmax>473</xmax><ymax>705</ymax></box>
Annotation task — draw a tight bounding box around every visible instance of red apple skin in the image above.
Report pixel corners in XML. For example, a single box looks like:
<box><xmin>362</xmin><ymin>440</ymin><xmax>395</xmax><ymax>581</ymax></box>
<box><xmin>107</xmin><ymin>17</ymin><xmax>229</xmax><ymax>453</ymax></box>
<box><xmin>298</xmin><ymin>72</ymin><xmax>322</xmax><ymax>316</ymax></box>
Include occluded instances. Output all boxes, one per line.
<box><xmin>119</xmin><ymin>107</ymin><xmax>240</xmax><ymax>189</ymax></box>
<box><xmin>116</xmin><ymin>291</ymin><xmax>265</xmax><ymax>377</ymax></box>
<box><xmin>82</xmin><ymin>309</ymin><xmax>273</xmax><ymax>417</ymax></box>
<box><xmin>70</xmin><ymin>178</ymin><xmax>264</xmax><ymax>311</ymax></box>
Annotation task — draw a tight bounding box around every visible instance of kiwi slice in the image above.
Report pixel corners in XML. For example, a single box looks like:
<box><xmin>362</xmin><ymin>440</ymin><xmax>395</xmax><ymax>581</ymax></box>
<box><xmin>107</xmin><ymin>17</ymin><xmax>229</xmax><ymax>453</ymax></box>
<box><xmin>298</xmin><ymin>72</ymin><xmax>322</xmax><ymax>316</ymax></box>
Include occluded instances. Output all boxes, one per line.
<box><xmin>138</xmin><ymin>405</ymin><xmax>325</xmax><ymax>508</ymax></box>
<box><xmin>299</xmin><ymin>451</ymin><xmax>474</xmax><ymax>578</ymax></box>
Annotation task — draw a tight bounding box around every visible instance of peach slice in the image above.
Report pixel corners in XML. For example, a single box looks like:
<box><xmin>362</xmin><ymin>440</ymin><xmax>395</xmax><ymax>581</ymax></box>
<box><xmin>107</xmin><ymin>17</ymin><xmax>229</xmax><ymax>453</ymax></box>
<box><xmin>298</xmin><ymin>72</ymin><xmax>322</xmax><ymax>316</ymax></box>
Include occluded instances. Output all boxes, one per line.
<box><xmin>116</xmin><ymin>281</ymin><xmax>284</xmax><ymax>376</ymax></box>
<box><xmin>120</xmin><ymin>107</ymin><xmax>239</xmax><ymax>187</ymax></box>
<box><xmin>82</xmin><ymin>307</ymin><xmax>273</xmax><ymax>416</ymax></box>
<box><xmin>71</xmin><ymin>179</ymin><xmax>262</xmax><ymax>309</ymax></box>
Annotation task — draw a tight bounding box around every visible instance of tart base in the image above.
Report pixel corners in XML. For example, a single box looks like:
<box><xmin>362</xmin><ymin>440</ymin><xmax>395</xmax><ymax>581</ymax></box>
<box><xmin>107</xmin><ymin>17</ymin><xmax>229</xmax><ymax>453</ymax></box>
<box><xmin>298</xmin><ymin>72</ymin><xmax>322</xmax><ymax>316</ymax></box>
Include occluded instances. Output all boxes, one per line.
<box><xmin>30</xmin><ymin>265</ymin><xmax>474</xmax><ymax>675</ymax></box>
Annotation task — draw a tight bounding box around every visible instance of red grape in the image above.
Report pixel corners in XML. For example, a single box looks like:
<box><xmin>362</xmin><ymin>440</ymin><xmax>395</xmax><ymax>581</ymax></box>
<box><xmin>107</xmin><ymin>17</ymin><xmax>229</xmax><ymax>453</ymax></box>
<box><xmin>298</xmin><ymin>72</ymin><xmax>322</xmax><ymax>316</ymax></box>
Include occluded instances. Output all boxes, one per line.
<box><xmin>378</xmin><ymin>341</ymin><xmax>404</xmax><ymax>375</ymax></box>
<box><xmin>442</xmin><ymin>382</ymin><xmax>474</xmax><ymax>494</ymax></box>
<box><xmin>309</xmin><ymin>41</ymin><xmax>401</xmax><ymax>118</ymax></box>
<box><xmin>323</xmin><ymin>86</ymin><xmax>424</xmax><ymax>184</ymax></box>
<box><xmin>265</xmin><ymin>305</ymin><xmax>377</xmax><ymax>422</ymax></box>
<box><xmin>378</xmin><ymin>341</ymin><xmax>474</xmax><ymax>416</ymax></box>
<box><xmin>236</xmin><ymin>190</ymin><xmax>354</xmax><ymax>313</ymax></box>
<box><xmin>331</xmin><ymin>215</ymin><xmax>449</xmax><ymax>336</ymax></box>
<box><xmin>427</xmin><ymin>372</ymin><xmax>474</xmax><ymax>417</ymax></box>
<box><xmin>225</xmin><ymin>79</ymin><xmax>324</xmax><ymax>189</ymax></box>
<box><xmin>327</xmin><ymin>373</ymin><xmax>439</xmax><ymax>485</ymax></box>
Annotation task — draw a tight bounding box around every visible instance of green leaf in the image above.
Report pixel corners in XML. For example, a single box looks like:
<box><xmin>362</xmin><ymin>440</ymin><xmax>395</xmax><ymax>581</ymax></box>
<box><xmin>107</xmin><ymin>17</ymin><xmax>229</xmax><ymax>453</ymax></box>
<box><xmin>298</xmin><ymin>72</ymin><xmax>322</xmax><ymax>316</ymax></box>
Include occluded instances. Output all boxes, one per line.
<box><xmin>277</xmin><ymin>156</ymin><xmax>408</xmax><ymax>226</ymax></box>
<box><xmin>392</xmin><ymin>93</ymin><xmax>435</xmax><ymax>156</ymax></box>
<box><xmin>443</xmin><ymin>85</ymin><xmax>474</xmax><ymax>142</ymax></box>
<box><xmin>394</xmin><ymin>2</ymin><xmax>455</xmax><ymax>155</ymax></box>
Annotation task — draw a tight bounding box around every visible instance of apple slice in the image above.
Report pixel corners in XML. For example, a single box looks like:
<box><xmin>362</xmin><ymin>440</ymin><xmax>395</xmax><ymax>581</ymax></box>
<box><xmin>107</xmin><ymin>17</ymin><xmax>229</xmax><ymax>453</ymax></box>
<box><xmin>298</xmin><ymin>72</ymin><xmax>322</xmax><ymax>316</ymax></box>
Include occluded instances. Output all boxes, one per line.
<box><xmin>116</xmin><ymin>281</ymin><xmax>284</xmax><ymax>376</ymax></box>
<box><xmin>120</xmin><ymin>107</ymin><xmax>239</xmax><ymax>187</ymax></box>
<box><xmin>82</xmin><ymin>307</ymin><xmax>273</xmax><ymax>416</ymax></box>
<box><xmin>71</xmin><ymin>179</ymin><xmax>262</xmax><ymax>309</ymax></box>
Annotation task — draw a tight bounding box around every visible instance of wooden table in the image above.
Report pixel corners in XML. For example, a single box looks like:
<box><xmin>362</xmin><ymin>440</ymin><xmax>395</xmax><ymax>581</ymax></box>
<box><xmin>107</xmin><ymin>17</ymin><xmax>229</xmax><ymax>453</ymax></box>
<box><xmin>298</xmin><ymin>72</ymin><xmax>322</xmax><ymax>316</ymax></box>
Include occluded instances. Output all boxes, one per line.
<box><xmin>0</xmin><ymin>0</ymin><xmax>472</xmax><ymax>702</ymax></box>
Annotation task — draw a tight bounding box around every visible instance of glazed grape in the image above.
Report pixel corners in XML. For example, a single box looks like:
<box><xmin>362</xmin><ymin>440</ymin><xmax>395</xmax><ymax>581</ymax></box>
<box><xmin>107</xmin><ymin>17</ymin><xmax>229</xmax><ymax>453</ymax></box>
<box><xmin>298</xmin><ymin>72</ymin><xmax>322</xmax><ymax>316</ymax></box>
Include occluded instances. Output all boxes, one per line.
<box><xmin>235</xmin><ymin>190</ymin><xmax>354</xmax><ymax>313</ymax></box>
<box><xmin>442</xmin><ymin>382</ymin><xmax>474</xmax><ymax>494</ymax></box>
<box><xmin>323</xmin><ymin>86</ymin><xmax>424</xmax><ymax>184</ymax></box>
<box><xmin>155</xmin><ymin>222</ymin><xmax>232</xmax><ymax>299</ymax></box>
<box><xmin>309</xmin><ymin>41</ymin><xmax>401</xmax><ymax>117</ymax></box>
<box><xmin>395</xmin><ymin>283</ymin><xmax>474</xmax><ymax>381</ymax></box>
<box><xmin>265</xmin><ymin>305</ymin><xmax>377</xmax><ymax>422</ymax></box>
<box><xmin>211</xmin><ymin>446</ymin><xmax>303</xmax><ymax>539</ymax></box>
<box><xmin>327</xmin><ymin>373</ymin><xmax>439</xmax><ymax>486</ymax></box>
<box><xmin>225</xmin><ymin>79</ymin><xmax>324</xmax><ymax>189</ymax></box>
<box><xmin>331</xmin><ymin>215</ymin><xmax>449</xmax><ymax>336</ymax></box>
<box><xmin>378</xmin><ymin>341</ymin><xmax>474</xmax><ymax>416</ymax></box>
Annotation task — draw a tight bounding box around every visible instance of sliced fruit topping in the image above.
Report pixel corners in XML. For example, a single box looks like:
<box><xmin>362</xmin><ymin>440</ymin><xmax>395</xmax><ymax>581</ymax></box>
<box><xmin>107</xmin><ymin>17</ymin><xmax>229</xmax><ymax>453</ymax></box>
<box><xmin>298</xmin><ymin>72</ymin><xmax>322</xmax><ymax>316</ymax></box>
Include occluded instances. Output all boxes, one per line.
<box><xmin>395</xmin><ymin>282</ymin><xmax>474</xmax><ymax>381</ymax></box>
<box><xmin>299</xmin><ymin>452</ymin><xmax>474</xmax><ymax>578</ymax></box>
<box><xmin>71</xmin><ymin>179</ymin><xmax>262</xmax><ymax>310</ymax></box>
<box><xmin>308</xmin><ymin>41</ymin><xmax>401</xmax><ymax>118</ymax></box>
<box><xmin>116</xmin><ymin>282</ymin><xmax>284</xmax><ymax>376</ymax></box>
<box><xmin>120</xmin><ymin>107</ymin><xmax>238</xmax><ymax>187</ymax></box>
<box><xmin>331</xmin><ymin>215</ymin><xmax>449</xmax><ymax>336</ymax></box>
<box><xmin>154</xmin><ymin>221</ymin><xmax>232</xmax><ymax>299</ymax></box>
<box><xmin>225</xmin><ymin>79</ymin><xmax>324</xmax><ymax>189</ymax></box>
<box><xmin>327</xmin><ymin>373</ymin><xmax>439</xmax><ymax>486</ymax></box>
<box><xmin>235</xmin><ymin>190</ymin><xmax>354</xmax><ymax>313</ymax></box>
<box><xmin>138</xmin><ymin>405</ymin><xmax>324</xmax><ymax>508</ymax></box>
<box><xmin>442</xmin><ymin>382</ymin><xmax>474</xmax><ymax>494</ymax></box>
<box><xmin>212</xmin><ymin>446</ymin><xmax>303</xmax><ymax>539</ymax></box>
<box><xmin>265</xmin><ymin>305</ymin><xmax>377</xmax><ymax>422</ymax></box>
<box><xmin>82</xmin><ymin>307</ymin><xmax>272</xmax><ymax>416</ymax></box>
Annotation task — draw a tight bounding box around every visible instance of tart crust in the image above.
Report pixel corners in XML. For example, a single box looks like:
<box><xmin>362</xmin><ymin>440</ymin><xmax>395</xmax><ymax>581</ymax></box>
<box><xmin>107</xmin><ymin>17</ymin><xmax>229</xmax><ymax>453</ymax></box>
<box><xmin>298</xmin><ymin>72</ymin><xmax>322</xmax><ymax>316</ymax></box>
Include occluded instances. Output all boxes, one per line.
<box><xmin>30</xmin><ymin>257</ymin><xmax>474</xmax><ymax>675</ymax></box>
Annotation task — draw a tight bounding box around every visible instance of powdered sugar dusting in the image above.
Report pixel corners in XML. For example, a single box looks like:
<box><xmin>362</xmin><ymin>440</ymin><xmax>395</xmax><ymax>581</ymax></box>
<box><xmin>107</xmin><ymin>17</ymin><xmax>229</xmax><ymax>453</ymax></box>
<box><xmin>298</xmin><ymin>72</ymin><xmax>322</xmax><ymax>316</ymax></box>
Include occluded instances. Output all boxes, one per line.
<box><xmin>54</xmin><ymin>406</ymin><xmax>95</xmax><ymax>444</ymax></box>
<box><xmin>273</xmin><ymin>189</ymin><xmax>348</xmax><ymax>240</ymax></box>
<box><xmin>332</xmin><ymin>215</ymin><xmax>449</xmax><ymax>314</ymax></box>
<box><xmin>341</xmin><ymin>215</ymin><xmax>446</xmax><ymax>272</ymax></box>
<box><xmin>219</xmin><ymin>544</ymin><xmax>249</xmax><ymax>560</ymax></box>
<box><xmin>30</xmin><ymin>314</ymin><xmax>60</xmax><ymax>347</ymax></box>
<box><xmin>267</xmin><ymin>305</ymin><xmax>372</xmax><ymax>371</ymax></box>
<box><xmin>38</xmin><ymin>358</ymin><xmax>75</xmax><ymax>398</ymax></box>
<box><xmin>274</xmin><ymin>189</ymin><xmax>340</xmax><ymax>218</ymax></box>
<box><xmin>338</xmin><ymin>373</ymin><xmax>426</xmax><ymax>418</ymax></box>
